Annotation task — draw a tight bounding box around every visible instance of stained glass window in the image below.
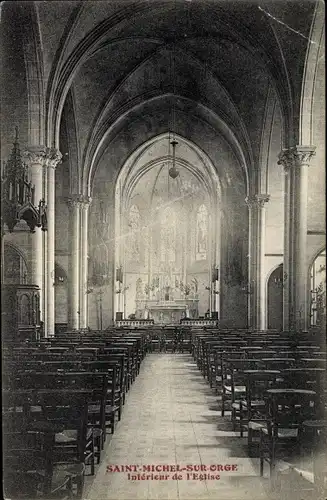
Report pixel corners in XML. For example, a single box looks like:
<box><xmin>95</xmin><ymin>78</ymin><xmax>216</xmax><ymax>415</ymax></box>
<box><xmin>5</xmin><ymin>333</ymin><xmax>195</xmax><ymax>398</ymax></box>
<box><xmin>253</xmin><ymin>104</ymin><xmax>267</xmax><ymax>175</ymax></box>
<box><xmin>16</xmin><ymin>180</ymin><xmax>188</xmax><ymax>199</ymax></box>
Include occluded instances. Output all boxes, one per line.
<box><xmin>196</xmin><ymin>204</ymin><xmax>208</xmax><ymax>260</ymax></box>
<box><xmin>160</xmin><ymin>206</ymin><xmax>176</xmax><ymax>262</ymax></box>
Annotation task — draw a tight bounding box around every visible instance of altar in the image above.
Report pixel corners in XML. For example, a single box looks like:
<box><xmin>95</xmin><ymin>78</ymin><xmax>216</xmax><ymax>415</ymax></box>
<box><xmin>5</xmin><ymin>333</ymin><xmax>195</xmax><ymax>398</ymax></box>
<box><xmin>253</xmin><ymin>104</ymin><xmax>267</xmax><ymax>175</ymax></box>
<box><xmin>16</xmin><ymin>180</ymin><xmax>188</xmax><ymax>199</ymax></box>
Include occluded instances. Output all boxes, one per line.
<box><xmin>136</xmin><ymin>298</ymin><xmax>199</xmax><ymax>325</ymax></box>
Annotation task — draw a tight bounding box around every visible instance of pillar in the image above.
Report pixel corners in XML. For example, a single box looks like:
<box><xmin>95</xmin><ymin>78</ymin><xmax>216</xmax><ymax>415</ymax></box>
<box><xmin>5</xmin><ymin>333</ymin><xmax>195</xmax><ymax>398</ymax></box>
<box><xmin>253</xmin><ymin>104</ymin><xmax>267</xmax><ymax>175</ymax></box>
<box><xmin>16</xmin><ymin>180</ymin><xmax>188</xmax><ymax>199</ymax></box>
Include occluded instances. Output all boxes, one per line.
<box><xmin>67</xmin><ymin>196</ymin><xmax>81</xmax><ymax>330</ymax></box>
<box><xmin>282</xmin><ymin>163</ymin><xmax>291</xmax><ymax>330</ymax></box>
<box><xmin>23</xmin><ymin>146</ymin><xmax>47</xmax><ymax>322</ymax></box>
<box><xmin>45</xmin><ymin>148</ymin><xmax>62</xmax><ymax>336</ymax></box>
<box><xmin>79</xmin><ymin>196</ymin><xmax>91</xmax><ymax>329</ymax></box>
<box><xmin>278</xmin><ymin>146</ymin><xmax>316</xmax><ymax>332</ymax></box>
<box><xmin>245</xmin><ymin>194</ymin><xmax>270</xmax><ymax>330</ymax></box>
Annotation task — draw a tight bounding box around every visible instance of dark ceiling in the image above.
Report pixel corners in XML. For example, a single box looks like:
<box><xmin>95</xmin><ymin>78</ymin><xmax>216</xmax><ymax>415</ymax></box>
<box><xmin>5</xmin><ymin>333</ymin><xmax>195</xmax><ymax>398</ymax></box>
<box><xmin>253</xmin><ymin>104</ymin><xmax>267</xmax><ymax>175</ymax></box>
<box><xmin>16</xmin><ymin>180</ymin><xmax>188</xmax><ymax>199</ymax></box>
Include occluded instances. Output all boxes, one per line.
<box><xmin>1</xmin><ymin>0</ymin><xmax>318</xmax><ymax>191</ymax></box>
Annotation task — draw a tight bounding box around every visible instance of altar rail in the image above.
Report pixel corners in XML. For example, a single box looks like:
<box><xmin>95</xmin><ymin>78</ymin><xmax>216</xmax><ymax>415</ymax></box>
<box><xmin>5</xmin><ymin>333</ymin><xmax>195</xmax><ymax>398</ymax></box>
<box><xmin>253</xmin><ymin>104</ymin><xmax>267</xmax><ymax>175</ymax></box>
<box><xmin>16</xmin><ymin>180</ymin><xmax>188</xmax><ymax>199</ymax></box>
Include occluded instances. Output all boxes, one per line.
<box><xmin>115</xmin><ymin>319</ymin><xmax>155</xmax><ymax>328</ymax></box>
<box><xmin>180</xmin><ymin>319</ymin><xmax>218</xmax><ymax>327</ymax></box>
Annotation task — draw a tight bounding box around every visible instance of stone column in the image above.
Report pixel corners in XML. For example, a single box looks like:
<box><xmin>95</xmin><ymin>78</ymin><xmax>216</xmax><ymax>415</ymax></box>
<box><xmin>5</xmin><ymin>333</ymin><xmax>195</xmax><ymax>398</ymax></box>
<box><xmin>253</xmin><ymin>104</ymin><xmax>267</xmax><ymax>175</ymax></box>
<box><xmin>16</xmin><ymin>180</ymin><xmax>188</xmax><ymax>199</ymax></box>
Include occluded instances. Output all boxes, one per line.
<box><xmin>67</xmin><ymin>196</ymin><xmax>81</xmax><ymax>330</ymax></box>
<box><xmin>24</xmin><ymin>146</ymin><xmax>47</xmax><ymax>322</ymax></box>
<box><xmin>282</xmin><ymin>164</ymin><xmax>291</xmax><ymax>330</ymax></box>
<box><xmin>79</xmin><ymin>196</ymin><xmax>92</xmax><ymax>329</ymax></box>
<box><xmin>278</xmin><ymin>146</ymin><xmax>316</xmax><ymax>332</ymax></box>
<box><xmin>245</xmin><ymin>194</ymin><xmax>270</xmax><ymax>330</ymax></box>
<box><xmin>45</xmin><ymin>148</ymin><xmax>62</xmax><ymax>336</ymax></box>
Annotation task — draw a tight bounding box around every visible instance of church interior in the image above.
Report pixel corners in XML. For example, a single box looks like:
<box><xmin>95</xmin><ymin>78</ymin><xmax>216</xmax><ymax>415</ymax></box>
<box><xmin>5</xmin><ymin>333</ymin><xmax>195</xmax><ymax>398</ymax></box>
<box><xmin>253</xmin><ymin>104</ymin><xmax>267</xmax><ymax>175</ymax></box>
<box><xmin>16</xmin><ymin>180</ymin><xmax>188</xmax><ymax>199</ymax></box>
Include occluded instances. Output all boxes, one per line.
<box><xmin>1</xmin><ymin>0</ymin><xmax>326</xmax><ymax>499</ymax></box>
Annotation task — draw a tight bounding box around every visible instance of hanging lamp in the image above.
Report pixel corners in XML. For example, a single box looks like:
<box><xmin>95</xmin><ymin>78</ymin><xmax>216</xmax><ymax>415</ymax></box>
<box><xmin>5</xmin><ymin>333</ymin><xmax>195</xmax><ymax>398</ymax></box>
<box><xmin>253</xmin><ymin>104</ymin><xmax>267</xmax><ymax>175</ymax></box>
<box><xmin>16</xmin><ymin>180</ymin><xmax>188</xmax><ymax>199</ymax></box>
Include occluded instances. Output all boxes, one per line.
<box><xmin>168</xmin><ymin>17</ymin><xmax>179</xmax><ymax>180</ymax></box>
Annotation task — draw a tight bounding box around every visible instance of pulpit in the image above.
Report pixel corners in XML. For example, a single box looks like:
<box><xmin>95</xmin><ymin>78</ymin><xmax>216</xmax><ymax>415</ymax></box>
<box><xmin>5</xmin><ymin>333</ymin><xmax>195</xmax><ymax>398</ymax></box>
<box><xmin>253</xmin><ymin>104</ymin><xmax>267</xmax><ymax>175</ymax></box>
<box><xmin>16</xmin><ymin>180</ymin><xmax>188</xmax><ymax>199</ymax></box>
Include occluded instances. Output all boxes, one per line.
<box><xmin>1</xmin><ymin>284</ymin><xmax>41</xmax><ymax>342</ymax></box>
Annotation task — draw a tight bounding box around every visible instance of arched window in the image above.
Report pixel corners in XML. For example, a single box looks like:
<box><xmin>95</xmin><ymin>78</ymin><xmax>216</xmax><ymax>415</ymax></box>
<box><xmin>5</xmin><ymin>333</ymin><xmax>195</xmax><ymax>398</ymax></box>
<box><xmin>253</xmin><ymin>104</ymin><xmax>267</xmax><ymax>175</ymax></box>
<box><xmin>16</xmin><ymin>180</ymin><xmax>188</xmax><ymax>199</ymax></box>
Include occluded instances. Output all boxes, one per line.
<box><xmin>160</xmin><ymin>206</ymin><xmax>176</xmax><ymax>262</ymax></box>
<box><xmin>129</xmin><ymin>205</ymin><xmax>140</xmax><ymax>261</ymax></box>
<box><xmin>196</xmin><ymin>204</ymin><xmax>208</xmax><ymax>260</ymax></box>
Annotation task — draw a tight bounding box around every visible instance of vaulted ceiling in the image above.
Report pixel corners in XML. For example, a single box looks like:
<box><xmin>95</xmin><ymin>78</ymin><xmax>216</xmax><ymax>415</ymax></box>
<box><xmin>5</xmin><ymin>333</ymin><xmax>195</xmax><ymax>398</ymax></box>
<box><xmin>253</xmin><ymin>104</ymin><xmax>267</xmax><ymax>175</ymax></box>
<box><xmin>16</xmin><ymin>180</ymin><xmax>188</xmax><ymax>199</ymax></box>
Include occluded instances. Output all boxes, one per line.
<box><xmin>1</xmin><ymin>0</ymin><xmax>318</xmax><ymax>194</ymax></box>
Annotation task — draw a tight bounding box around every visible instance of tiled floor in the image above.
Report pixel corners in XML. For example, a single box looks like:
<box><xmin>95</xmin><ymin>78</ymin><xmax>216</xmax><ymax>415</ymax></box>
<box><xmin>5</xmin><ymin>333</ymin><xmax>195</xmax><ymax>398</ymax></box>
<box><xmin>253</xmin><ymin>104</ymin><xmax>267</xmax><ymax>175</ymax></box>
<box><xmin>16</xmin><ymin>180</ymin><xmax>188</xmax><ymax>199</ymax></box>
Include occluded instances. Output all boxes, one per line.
<box><xmin>86</xmin><ymin>353</ymin><xmax>273</xmax><ymax>500</ymax></box>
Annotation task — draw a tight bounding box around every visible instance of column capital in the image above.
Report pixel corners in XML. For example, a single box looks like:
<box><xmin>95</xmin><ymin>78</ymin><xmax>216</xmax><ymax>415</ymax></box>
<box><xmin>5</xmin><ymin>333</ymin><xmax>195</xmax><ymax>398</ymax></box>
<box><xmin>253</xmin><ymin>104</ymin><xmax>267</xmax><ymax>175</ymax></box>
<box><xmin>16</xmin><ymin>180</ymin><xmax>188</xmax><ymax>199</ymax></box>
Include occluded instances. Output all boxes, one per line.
<box><xmin>245</xmin><ymin>194</ymin><xmax>270</xmax><ymax>209</ymax></box>
<box><xmin>23</xmin><ymin>145</ymin><xmax>47</xmax><ymax>165</ymax></box>
<box><xmin>67</xmin><ymin>195</ymin><xmax>82</xmax><ymax>210</ymax></box>
<box><xmin>80</xmin><ymin>195</ymin><xmax>92</xmax><ymax>209</ymax></box>
<box><xmin>45</xmin><ymin>147</ymin><xmax>62</xmax><ymax>169</ymax></box>
<box><xmin>277</xmin><ymin>145</ymin><xmax>316</xmax><ymax>170</ymax></box>
<box><xmin>66</xmin><ymin>194</ymin><xmax>92</xmax><ymax>208</ymax></box>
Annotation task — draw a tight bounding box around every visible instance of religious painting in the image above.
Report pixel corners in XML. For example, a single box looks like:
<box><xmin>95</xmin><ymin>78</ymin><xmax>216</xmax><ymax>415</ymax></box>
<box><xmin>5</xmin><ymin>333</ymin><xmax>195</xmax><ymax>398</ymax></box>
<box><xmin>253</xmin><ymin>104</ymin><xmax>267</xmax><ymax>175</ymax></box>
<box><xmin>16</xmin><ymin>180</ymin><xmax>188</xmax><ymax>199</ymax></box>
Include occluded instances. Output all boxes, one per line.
<box><xmin>93</xmin><ymin>198</ymin><xmax>110</xmax><ymax>242</ymax></box>
<box><xmin>91</xmin><ymin>243</ymin><xmax>110</xmax><ymax>286</ymax></box>
<box><xmin>128</xmin><ymin>204</ymin><xmax>140</xmax><ymax>261</ymax></box>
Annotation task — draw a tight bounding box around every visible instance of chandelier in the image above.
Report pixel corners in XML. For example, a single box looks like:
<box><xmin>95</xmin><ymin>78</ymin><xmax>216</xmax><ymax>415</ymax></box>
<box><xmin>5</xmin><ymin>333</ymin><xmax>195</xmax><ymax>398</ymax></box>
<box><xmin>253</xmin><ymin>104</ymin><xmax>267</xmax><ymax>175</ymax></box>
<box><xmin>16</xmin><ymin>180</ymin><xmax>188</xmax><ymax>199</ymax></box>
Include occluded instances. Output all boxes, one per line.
<box><xmin>168</xmin><ymin>29</ymin><xmax>179</xmax><ymax>180</ymax></box>
<box><xmin>1</xmin><ymin>128</ymin><xmax>47</xmax><ymax>233</ymax></box>
<box><xmin>168</xmin><ymin>136</ymin><xmax>179</xmax><ymax>179</ymax></box>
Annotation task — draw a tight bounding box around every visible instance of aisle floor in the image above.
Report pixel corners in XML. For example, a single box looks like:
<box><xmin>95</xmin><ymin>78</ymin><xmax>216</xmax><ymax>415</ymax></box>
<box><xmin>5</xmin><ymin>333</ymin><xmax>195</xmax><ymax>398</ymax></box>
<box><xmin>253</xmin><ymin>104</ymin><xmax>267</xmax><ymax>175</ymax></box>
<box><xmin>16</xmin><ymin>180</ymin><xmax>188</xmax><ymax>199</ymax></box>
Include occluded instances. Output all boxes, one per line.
<box><xmin>86</xmin><ymin>353</ymin><xmax>272</xmax><ymax>500</ymax></box>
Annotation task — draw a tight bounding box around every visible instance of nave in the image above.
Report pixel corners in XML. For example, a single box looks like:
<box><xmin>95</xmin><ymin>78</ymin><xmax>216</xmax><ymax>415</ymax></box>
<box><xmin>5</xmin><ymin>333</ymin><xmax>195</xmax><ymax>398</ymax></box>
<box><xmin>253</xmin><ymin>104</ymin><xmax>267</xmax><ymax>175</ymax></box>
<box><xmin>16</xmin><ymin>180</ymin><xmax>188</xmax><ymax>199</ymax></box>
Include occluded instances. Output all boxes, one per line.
<box><xmin>3</xmin><ymin>327</ymin><xmax>326</xmax><ymax>500</ymax></box>
<box><xmin>1</xmin><ymin>2</ymin><xmax>326</xmax><ymax>498</ymax></box>
<box><xmin>87</xmin><ymin>353</ymin><xmax>267</xmax><ymax>500</ymax></box>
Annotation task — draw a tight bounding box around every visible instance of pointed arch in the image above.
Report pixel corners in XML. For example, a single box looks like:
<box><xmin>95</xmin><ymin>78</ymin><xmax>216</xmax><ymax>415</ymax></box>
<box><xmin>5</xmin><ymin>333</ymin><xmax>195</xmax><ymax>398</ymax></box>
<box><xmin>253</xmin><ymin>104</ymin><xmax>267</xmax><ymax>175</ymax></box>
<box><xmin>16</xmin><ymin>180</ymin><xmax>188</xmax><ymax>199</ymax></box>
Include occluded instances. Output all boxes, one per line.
<box><xmin>20</xmin><ymin>2</ymin><xmax>45</xmax><ymax>145</ymax></box>
<box><xmin>299</xmin><ymin>0</ymin><xmax>325</xmax><ymax>145</ymax></box>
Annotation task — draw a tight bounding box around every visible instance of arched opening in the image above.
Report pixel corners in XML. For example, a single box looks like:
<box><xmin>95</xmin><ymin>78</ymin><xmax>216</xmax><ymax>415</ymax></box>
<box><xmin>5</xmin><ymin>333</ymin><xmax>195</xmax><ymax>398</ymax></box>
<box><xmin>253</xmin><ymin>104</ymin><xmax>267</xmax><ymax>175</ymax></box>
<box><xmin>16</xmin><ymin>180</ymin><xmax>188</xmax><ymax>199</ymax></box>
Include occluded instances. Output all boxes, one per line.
<box><xmin>267</xmin><ymin>264</ymin><xmax>284</xmax><ymax>331</ymax></box>
<box><xmin>309</xmin><ymin>248</ymin><xmax>326</xmax><ymax>328</ymax></box>
<box><xmin>114</xmin><ymin>133</ymin><xmax>221</xmax><ymax>324</ymax></box>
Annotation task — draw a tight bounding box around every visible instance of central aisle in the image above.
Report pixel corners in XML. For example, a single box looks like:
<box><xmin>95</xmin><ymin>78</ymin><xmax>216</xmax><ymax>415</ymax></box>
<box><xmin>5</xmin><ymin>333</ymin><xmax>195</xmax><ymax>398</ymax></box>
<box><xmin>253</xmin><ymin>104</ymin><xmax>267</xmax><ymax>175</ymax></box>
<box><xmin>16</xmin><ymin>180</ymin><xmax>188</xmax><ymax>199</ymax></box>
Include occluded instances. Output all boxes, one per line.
<box><xmin>87</xmin><ymin>354</ymin><xmax>271</xmax><ymax>500</ymax></box>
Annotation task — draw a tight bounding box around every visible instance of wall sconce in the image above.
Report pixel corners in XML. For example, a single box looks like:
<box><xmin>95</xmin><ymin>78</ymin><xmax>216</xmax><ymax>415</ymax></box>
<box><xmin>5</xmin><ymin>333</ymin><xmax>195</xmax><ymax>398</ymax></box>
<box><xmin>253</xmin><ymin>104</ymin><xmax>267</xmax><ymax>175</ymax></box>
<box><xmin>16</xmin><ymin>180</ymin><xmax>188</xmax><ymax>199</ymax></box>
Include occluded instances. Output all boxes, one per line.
<box><xmin>51</xmin><ymin>269</ymin><xmax>65</xmax><ymax>286</ymax></box>
<box><xmin>241</xmin><ymin>281</ymin><xmax>254</xmax><ymax>295</ymax></box>
<box><xmin>274</xmin><ymin>272</ymin><xmax>288</xmax><ymax>288</ymax></box>
<box><xmin>85</xmin><ymin>279</ymin><xmax>94</xmax><ymax>294</ymax></box>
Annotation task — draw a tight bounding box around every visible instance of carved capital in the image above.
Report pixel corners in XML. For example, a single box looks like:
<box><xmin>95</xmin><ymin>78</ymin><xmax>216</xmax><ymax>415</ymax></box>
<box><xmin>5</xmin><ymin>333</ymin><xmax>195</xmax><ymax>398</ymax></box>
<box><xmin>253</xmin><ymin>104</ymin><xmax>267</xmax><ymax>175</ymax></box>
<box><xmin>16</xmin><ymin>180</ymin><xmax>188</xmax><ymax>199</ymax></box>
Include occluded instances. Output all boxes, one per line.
<box><xmin>66</xmin><ymin>194</ymin><xmax>83</xmax><ymax>210</ymax></box>
<box><xmin>80</xmin><ymin>195</ymin><xmax>92</xmax><ymax>209</ymax></box>
<box><xmin>45</xmin><ymin>147</ymin><xmax>62</xmax><ymax>169</ymax></box>
<box><xmin>255</xmin><ymin>193</ymin><xmax>270</xmax><ymax>208</ymax></box>
<box><xmin>245</xmin><ymin>194</ymin><xmax>270</xmax><ymax>209</ymax></box>
<box><xmin>66</xmin><ymin>194</ymin><xmax>92</xmax><ymax>211</ymax></box>
<box><xmin>23</xmin><ymin>146</ymin><xmax>47</xmax><ymax>166</ymax></box>
<box><xmin>277</xmin><ymin>145</ymin><xmax>316</xmax><ymax>171</ymax></box>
